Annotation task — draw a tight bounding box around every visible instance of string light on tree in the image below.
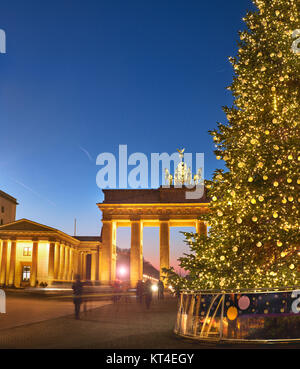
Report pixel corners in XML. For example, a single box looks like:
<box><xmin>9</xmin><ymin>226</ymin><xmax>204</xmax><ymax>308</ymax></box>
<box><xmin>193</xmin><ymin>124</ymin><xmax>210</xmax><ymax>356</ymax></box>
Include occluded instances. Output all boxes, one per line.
<box><xmin>164</xmin><ymin>0</ymin><xmax>300</xmax><ymax>292</ymax></box>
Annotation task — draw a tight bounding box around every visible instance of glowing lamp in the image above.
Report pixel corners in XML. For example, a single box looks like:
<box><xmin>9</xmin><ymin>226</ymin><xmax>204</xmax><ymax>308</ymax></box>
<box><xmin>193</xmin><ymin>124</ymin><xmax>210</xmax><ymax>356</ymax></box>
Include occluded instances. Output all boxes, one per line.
<box><xmin>151</xmin><ymin>284</ymin><xmax>158</xmax><ymax>292</ymax></box>
<box><xmin>118</xmin><ymin>266</ymin><xmax>127</xmax><ymax>277</ymax></box>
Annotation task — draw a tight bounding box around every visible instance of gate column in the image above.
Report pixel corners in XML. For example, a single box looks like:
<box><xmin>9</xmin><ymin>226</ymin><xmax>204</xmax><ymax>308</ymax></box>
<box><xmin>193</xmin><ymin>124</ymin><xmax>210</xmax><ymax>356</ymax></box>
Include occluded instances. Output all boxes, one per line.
<box><xmin>159</xmin><ymin>220</ymin><xmax>170</xmax><ymax>283</ymax></box>
<box><xmin>100</xmin><ymin>220</ymin><xmax>117</xmax><ymax>284</ymax></box>
<box><xmin>130</xmin><ymin>220</ymin><xmax>143</xmax><ymax>288</ymax></box>
<box><xmin>196</xmin><ymin>220</ymin><xmax>207</xmax><ymax>235</ymax></box>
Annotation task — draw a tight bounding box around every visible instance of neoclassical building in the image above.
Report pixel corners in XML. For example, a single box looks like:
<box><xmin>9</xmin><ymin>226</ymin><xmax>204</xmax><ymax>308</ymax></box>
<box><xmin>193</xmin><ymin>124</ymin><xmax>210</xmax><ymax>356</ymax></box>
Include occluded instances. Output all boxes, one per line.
<box><xmin>0</xmin><ymin>184</ymin><xmax>210</xmax><ymax>288</ymax></box>
<box><xmin>0</xmin><ymin>219</ymin><xmax>101</xmax><ymax>288</ymax></box>
<box><xmin>0</xmin><ymin>190</ymin><xmax>18</xmax><ymax>226</ymax></box>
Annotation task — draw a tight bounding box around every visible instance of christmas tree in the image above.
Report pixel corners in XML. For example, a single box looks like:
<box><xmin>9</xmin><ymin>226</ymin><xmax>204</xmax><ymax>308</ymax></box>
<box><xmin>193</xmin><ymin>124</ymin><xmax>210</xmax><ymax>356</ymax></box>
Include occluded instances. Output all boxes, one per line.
<box><xmin>166</xmin><ymin>0</ymin><xmax>300</xmax><ymax>291</ymax></box>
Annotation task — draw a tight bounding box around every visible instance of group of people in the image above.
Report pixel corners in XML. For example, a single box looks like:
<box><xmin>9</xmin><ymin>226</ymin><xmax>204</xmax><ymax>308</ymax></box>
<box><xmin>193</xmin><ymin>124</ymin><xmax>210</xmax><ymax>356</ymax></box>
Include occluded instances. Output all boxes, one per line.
<box><xmin>111</xmin><ymin>279</ymin><xmax>131</xmax><ymax>303</ymax></box>
<box><xmin>72</xmin><ymin>275</ymin><xmax>166</xmax><ymax>319</ymax></box>
<box><xmin>136</xmin><ymin>279</ymin><xmax>165</xmax><ymax>309</ymax></box>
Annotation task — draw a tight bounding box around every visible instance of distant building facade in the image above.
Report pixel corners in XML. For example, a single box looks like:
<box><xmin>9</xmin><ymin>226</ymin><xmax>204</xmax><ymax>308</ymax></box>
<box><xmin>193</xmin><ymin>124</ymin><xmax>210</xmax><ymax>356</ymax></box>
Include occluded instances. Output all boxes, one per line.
<box><xmin>0</xmin><ymin>184</ymin><xmax>210</xmax><ymax>288</ymax></box>
<box><xmin>0</xmin><ymin>190</ymin><xmax>102</xmax><ymax>288</ymax></box>
<box><xmin>0</xmin><ymin>190</ymin><xmax>18</xmax><ymax>226</ymax></box>
<box><xmin>0</xmin><ymin>219</ymin><xmax>101</xmax><ymax>288</ymax></box>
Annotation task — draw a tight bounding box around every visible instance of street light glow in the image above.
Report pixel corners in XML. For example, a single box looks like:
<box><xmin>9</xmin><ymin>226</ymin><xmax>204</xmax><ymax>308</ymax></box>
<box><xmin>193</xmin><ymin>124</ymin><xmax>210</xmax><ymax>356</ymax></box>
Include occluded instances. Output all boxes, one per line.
<box><xmin>118</xmin><ymin>266</ymin><xmax>127</xmax><ymax>277</ymax></box>
<box><xmin>151</xmin><ymin>284</ymin><xmax>158</xmax><ymax>292</ymax></box>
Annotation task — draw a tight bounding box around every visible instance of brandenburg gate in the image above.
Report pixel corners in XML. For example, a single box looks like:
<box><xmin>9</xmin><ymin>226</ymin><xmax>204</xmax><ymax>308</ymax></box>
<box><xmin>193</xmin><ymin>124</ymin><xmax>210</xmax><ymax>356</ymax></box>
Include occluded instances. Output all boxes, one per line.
<box><xmin>97</xmin><ymin>186</ymin><xmax>209</xmax><ymax>287</ymax></box>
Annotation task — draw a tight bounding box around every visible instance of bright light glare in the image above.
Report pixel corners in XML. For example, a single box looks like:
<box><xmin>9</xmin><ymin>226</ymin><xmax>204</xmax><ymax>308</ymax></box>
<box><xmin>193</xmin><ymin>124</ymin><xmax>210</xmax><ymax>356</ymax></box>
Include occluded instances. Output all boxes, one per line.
<box><xmin>118</xmin><ymin>267</ymin><xmax>127</xmax><ymax>276</ymax></box>
<box><xmin>151</xmin><ymin>284</ymin><xmax>158</xmax><ymax>292</ymax></box>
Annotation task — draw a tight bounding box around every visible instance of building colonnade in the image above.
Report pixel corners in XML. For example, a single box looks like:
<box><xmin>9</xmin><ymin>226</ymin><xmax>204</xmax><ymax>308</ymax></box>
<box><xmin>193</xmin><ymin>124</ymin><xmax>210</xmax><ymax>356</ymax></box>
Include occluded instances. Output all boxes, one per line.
<box><xmin>0</xmin><ymin>238</ymin><xmax>101</xmax><ymax>288</ymax></box>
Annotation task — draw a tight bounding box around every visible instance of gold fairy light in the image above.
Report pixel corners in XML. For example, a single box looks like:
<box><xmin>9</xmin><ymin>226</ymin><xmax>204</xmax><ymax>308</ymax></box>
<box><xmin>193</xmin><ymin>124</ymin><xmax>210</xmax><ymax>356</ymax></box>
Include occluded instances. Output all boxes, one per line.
<box><xmin>165</xmin><ymin>0</ymin><xmax>300</xmax><ymax>292</ymax></box>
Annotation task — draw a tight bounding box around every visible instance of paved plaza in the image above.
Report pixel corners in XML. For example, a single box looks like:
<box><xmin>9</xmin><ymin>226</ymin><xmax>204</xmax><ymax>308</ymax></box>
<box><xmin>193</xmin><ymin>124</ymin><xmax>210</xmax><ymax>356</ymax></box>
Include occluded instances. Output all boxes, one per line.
<box><xmin>0</xmin><ymin>292</ymin><xmax>109</xmax><ymax>331</ymax></box>
<box><xmin>0</xmin><ymin>294</ymin><xmax>200</xmax><ymax>349</ymax></box>
<box><xmin>0</xmin><ymin>293</ymin><xmax>299</xmax><ymax>349</ymax></box>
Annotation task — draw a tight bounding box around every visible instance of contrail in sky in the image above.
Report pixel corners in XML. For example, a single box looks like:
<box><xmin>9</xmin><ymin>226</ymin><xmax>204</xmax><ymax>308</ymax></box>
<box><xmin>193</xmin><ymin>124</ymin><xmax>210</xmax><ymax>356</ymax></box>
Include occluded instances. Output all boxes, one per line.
<box><xmin>6</xmin><ymin>175</ymin><xmax>56</xmax><ymax>207</ymax></box>
<box><xmin>79</xmin><ymin>146</ymin><xmax>93</xmax><ymax>162</ymax></box>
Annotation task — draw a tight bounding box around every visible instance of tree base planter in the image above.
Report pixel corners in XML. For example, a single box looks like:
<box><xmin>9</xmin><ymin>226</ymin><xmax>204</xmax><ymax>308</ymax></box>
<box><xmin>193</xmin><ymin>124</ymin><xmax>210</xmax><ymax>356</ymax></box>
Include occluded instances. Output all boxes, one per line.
<box><xmin>174</xmin><ymin>289</ymin><xmax>300</xmax><ymax>343</ymax></box>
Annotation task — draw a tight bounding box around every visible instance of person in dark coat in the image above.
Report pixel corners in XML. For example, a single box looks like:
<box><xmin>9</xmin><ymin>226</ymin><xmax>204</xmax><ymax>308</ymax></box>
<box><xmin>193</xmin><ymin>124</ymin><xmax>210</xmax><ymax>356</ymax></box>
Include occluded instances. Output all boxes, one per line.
<box><xmin>72</xmin><ymin>274</ymin><xmax>83</xmax><ymax>319</ymax></box>
<box><xmin>144</xmin><ymin>279</ymin><xmax>153</xmax><ymax>309</ymax></box>
<box><xmin>158</xmin><ymin>280</ymin><xmax>165</xmax><ymax>300</ymax></box>
<box><xmin>112</xmin><ymin>279</ymin><xmax>121</xmax><ymax>303</ymax></box>
<box><xmin>136</xmin><ymin>280</ymin><xmax>144</xmax><ymax>304</ymax></box>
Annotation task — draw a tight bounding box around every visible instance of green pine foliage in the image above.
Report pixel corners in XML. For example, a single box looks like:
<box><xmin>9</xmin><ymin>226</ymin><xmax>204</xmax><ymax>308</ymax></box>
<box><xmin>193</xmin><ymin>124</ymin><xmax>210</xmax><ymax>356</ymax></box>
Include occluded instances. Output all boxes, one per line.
<box><xmin>166</xmin><ymin>0</ymin><xmax>300</xmax><ymax>291</ymax></box>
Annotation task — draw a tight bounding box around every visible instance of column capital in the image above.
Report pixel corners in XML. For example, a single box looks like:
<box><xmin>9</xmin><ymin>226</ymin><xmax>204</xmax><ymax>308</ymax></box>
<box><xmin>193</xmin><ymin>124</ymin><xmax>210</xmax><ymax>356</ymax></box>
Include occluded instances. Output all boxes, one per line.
<box><xmin>159</xmin><ymin>218</ymin><xmax>170</xmax><ymax>223</ymax></box>
<box><xmin>102</xmin><ymin>218</ymin><xmax>113</xmax><ymax>223</ymax></box>
<box><xmin>48</xmin><ymin>237</ymin><xmax>58</xmax><ymax>243</ymax></box>
<box><xmin>130</xmin><ymin>217</ymin><xmax>141</xmax><ymax>222</ymax></box>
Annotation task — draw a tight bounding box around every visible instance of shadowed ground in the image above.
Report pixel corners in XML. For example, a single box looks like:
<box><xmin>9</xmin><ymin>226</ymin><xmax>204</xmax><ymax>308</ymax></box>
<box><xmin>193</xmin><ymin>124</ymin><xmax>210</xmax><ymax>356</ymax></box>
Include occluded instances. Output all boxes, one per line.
<box><xmin>0</xmin><ymin>292</ymin><xmax>110</xmax><ymax>331</ymax></box>
<box><xmin>0</xmin><ymin>295</ymin><xmax>299</xmax><ymax>349</ymax></box>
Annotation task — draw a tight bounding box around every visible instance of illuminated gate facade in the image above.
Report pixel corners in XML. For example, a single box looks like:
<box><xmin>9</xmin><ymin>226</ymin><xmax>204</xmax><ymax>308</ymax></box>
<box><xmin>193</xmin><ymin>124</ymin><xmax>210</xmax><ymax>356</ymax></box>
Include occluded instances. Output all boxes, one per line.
<box><xmin>97</xmin><ymin>186</ymin><xmax>210</xmax><ymax>287</ymax></box>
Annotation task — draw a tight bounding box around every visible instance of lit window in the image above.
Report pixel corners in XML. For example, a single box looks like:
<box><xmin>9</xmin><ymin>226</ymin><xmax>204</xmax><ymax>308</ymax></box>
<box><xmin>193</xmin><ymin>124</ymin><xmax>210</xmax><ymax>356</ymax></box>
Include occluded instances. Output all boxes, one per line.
<box><xmin>23</xmin><ymin>247</ymin><xmax>32</xmax><ymax>256</ymax></box>
<box><xmin>22</xmin><ymin>266</ymin><xmax>30</xmax><ymax>281</ymax></box>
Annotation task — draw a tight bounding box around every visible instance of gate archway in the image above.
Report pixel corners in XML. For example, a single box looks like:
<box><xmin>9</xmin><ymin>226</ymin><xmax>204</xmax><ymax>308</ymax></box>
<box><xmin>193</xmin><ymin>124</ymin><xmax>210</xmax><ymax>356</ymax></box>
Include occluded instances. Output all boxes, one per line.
<box><xmin>97</xmin><ymin>186</ymin><xmax>210</xmax><ymax>287</ymax></box>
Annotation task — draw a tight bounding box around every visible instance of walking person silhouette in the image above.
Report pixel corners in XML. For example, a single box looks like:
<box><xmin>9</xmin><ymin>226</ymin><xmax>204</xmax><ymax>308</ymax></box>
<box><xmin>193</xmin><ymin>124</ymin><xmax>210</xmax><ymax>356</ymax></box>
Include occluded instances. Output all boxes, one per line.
<box><xmin>144</xmin><ymin>279</ymin><xmax>153</xmax><ymax>309</ymax></box>
<box><xmin>72</xmin><ymin>274</ymin><xmax>83</xmax><ymax>319</ymax></box>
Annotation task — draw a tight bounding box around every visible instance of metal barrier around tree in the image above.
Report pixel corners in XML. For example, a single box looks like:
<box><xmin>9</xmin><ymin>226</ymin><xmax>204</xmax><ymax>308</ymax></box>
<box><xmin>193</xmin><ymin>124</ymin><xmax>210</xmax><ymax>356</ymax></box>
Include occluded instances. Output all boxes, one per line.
<box><xmin>175</xmin><ymin>288</ymin><xmax>300</xmax><ymax>342</ymax></box>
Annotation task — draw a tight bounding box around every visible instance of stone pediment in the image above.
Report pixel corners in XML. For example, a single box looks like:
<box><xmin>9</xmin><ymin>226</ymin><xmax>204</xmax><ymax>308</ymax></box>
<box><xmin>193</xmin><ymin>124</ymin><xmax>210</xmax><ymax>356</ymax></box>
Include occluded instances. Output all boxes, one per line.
<box><xmin>0</xmin><ymin>219</ymin><xmax>58</xmax><ymax>233</ymax></box>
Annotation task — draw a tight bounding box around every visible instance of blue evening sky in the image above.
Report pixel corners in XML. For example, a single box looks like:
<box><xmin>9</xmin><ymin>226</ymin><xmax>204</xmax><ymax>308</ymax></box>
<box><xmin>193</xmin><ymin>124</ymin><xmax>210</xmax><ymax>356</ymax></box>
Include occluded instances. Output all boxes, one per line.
<box><xmin>0</xmin><ymin>0</ymin><xmax>255</xmax><ymax>269</ymax></box>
